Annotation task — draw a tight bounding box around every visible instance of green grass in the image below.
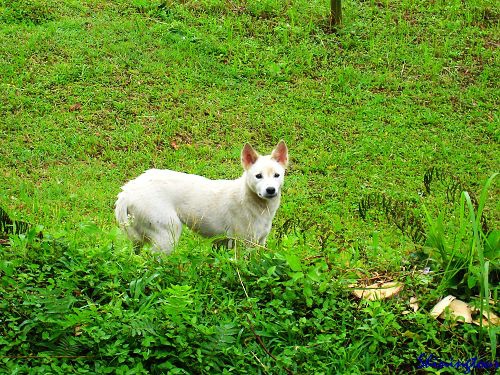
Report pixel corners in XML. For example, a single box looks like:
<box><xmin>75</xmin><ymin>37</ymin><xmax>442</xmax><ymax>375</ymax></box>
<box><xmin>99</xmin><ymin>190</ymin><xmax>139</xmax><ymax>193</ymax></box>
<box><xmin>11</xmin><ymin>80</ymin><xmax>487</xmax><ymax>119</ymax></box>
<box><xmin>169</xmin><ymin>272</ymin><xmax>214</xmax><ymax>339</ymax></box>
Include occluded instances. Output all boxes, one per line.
<box><xmin>0</xmin><ymin>0</ymin><xmax>499</xmax><ymax>373</ymax></box>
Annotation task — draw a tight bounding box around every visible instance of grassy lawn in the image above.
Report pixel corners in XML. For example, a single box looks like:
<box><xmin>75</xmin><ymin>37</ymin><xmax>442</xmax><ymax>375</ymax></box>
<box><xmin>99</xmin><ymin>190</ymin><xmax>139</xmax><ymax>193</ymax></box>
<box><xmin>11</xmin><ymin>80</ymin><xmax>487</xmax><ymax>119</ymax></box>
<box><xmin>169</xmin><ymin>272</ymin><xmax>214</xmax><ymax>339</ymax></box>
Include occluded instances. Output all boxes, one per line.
<box><xmin>0</xmin><ymin>0</ymin><xmax>498</xmax><ymax>373</ymax></box>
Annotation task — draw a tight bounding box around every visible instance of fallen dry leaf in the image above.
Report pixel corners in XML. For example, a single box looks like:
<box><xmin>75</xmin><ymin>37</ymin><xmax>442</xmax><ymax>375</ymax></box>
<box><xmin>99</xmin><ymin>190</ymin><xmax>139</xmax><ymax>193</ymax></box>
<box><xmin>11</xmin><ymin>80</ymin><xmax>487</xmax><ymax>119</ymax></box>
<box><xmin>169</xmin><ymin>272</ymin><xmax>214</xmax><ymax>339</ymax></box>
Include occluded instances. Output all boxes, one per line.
<box><xmin>442</xmin><ymin>299</ymin><xmax>473</xmax><ymax>323</ymax></box>
<box><xmin>351</xmin><ymin>281</ymin><xmax>403</xmax><ymax>301</ymax></box>
<box><xmin>472</xmin><ymin>317</ymin><xmax>490</xmax><ymax>326</ymax></box>
<box><xmin>402</xmin><ymin>297</ymin><xmax>419</xmax><ymax>315</ymax></box>
<box><xmin>74</xmin><ymin>326</ymin><xmax>82</xmax><ymax>336</ymax></box>
<box><xmin>410</xmin><ymin>297</ymin><xmax>419</xmax><ymax>312</ymax></box>
<box><xmin>430</xmin><ymin>295</ymin><xmax>456</xmax><ymax>318</ymax></box>
<box><xmin>170</xmin><ymin>140</ymin><xmax>179</xmax><ymax>150</ymax></box>
<box><xmin>472</xmin><ymin>310</ymin><xmax>500</xmax><ymax>327</ymax></box>
<box><xmin>430</xmin><ymin>296</ymin><xmax>499</xmax><ymax>326</ymax></box>
<box><xmin>482</xmin><ymin>310</ymin><xmax>499</xmax><ymax>325</ymax></box>
<box><xmin>69</xmin><ymin>103</ymin><xmax>82</xmax><ymax>112</ymax></box>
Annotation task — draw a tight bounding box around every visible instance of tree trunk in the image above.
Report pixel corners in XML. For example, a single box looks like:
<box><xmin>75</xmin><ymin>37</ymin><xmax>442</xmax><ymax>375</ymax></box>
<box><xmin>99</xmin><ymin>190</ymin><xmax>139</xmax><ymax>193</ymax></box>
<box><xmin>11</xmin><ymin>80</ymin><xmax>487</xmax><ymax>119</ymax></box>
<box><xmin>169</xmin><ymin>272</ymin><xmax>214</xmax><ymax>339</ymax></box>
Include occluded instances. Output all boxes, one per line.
<box><xmin>330</xmin><ymin>0</ymin><xmax>342</xmax><ymax>26</ymax></box>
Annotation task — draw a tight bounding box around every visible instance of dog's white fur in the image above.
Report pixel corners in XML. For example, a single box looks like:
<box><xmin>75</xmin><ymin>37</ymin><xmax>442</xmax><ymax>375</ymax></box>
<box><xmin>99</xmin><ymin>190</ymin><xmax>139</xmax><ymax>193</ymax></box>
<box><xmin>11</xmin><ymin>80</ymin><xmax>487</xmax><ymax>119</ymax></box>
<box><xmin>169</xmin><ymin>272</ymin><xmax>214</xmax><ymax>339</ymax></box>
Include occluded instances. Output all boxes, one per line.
<box><xmin>115</xmin><ymin>141</ymin><xmax>288</xmax><ymax>254</ymax></box>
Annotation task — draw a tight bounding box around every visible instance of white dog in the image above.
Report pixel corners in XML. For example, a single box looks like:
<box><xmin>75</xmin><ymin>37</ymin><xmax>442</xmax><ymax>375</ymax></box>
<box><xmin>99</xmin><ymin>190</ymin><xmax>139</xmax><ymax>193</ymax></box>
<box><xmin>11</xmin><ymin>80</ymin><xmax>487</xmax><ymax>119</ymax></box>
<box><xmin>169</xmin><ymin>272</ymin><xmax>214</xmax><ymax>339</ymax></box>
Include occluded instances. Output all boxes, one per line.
<box><xmin>115</xmin><ymin>141</ymin><xmax>288</xmax><ymax>254</ymax></box>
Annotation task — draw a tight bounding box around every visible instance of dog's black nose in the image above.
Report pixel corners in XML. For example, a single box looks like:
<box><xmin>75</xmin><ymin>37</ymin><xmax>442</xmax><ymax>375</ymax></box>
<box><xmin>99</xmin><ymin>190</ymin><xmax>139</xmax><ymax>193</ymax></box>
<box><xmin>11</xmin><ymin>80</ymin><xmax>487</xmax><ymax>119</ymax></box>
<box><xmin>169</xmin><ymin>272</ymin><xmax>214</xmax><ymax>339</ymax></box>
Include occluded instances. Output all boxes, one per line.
<box><xmin>266</xmin><ymin>187</ymin><xmax>276</xmax><ymax>195</ymax></box>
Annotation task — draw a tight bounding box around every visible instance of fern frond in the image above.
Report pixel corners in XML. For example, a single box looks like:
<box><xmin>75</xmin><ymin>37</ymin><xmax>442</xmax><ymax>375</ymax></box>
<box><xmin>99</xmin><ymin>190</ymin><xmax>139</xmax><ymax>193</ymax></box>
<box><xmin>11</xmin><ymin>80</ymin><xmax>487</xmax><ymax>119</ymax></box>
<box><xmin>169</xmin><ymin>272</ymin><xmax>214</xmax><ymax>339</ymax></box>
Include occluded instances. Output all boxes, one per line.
<box><xmin>0</xmin><ymin>206</ymin><xmax>31</xmax><ymax>238</ymax></box>
<box><xmin>358</xmin><ymin>192</ymin><xmax>426</xmax><ymax>244</ymax></box>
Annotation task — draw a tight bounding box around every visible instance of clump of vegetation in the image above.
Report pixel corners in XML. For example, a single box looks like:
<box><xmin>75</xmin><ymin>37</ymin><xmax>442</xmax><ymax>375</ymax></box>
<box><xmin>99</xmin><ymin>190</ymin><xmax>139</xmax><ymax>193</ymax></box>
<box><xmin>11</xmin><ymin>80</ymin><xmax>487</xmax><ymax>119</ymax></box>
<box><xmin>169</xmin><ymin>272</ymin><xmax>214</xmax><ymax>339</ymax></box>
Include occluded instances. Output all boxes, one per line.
<box><xmin>0</xmin><ymin>173</ymin><xmax>497</xmax><ymax>372</ymax></box>
<box><xmin>0</xmin><ymin>0</ymin><xmax>58</xmax><ymax>24</ymax></box>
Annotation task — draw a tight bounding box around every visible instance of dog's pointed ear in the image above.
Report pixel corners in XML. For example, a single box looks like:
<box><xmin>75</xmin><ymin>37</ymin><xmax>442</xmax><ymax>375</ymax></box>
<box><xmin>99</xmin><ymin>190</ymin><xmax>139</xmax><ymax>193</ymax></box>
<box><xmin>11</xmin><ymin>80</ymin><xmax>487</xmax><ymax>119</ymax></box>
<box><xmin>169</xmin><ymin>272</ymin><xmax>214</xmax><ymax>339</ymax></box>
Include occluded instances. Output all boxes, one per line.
<box><xmin>271</xmin><ymin>140</ymin><xmax>288</xmax><ymax>167</ymax></box>
<box><xmin>241</xmin><ymin>143</ymin><xmax>259</xmax><ymax>170</ymax></box>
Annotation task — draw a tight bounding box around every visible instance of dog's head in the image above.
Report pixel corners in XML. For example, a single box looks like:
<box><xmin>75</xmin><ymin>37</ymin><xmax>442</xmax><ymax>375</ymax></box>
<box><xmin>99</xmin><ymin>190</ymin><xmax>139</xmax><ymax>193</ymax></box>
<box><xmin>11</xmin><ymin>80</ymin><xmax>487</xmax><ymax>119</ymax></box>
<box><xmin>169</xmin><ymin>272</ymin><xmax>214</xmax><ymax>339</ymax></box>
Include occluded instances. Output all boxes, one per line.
<box><xmin>241</xmin><ymin>141</ymin><xmax>288</xmax><ymax>200</ymax></box>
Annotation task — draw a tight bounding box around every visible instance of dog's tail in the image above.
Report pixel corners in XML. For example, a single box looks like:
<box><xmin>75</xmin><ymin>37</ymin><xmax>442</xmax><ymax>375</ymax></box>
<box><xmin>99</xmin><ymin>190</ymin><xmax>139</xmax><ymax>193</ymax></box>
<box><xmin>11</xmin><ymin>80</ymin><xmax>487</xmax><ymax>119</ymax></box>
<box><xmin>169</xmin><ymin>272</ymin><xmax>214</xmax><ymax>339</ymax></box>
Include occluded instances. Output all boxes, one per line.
<box><xmin>114</xmin><ymin>193</ymin><xmax>130</xmax><ymax>226</ymax></box>
<box><xmin>115</xmin><ymin>192</ymin><xmax>145</xmax><ymax>246</ymax></box>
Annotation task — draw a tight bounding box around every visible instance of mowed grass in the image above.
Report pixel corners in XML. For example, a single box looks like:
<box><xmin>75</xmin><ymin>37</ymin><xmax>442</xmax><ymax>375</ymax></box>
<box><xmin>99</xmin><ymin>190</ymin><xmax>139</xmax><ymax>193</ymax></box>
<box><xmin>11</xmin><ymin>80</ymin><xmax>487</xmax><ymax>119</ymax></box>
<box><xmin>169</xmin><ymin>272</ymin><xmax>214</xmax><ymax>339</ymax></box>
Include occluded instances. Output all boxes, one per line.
<box><xmin>0</xmin><ymin>0</ymin><xmax>499</xmax><ymax>373</ymax></box>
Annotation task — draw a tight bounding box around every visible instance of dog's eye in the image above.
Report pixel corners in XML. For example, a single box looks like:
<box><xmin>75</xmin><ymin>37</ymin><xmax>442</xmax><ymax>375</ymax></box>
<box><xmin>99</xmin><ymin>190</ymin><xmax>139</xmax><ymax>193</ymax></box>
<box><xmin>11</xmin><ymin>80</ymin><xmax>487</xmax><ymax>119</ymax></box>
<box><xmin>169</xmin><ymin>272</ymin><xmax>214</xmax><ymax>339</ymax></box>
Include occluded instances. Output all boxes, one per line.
<box><xmin>274</xmin><ymin>173</ymin><xmax>280</xmax><ymax>178</ymax></box>
<box><xmin>255</xmin><ymin>173</ymin><xmax>263</xmax><ymax>179</ymax></box>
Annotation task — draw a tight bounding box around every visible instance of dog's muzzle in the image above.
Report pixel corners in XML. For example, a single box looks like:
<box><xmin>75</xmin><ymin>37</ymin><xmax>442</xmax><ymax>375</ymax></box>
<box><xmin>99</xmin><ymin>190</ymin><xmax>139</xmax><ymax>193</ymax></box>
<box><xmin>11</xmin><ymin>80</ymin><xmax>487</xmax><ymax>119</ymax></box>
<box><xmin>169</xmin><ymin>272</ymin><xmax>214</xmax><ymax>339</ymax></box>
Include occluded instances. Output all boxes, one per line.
<box><xmin>262</xmin><ymin>187</ymin><xmax>278</xmax><ymax>199</ymax></box>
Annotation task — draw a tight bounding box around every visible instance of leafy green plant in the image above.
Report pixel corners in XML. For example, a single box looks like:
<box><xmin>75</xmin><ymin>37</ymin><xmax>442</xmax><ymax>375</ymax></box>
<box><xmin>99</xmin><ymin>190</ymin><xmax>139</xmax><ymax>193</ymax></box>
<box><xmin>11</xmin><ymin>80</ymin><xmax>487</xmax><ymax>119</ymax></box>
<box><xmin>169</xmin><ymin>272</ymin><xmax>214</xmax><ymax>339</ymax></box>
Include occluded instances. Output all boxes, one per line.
<box><xmin>357</xmin><ymin>301</ymin><xmax>402</xmax><ymax>353</ymax></box>
<box><xmin>423</xmin><ymin>174</ymin><xmax>498</xmax><ymax>295</ymax></box>
<box><xmin>423</xmin><ymin>173</ymin><xmax>498</xmax><ymax>359</ymax></box>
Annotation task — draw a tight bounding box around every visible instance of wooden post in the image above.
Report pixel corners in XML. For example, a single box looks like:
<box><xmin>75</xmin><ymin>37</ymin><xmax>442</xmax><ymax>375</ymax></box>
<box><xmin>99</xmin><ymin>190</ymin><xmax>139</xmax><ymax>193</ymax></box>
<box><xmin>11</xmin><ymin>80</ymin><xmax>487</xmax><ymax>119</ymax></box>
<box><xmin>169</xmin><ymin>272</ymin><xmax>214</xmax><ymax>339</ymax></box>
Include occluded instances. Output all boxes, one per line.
<box><xmin>330</xmin><ymin>0</ymin><xmax>342</xmax><ymax>26</ymax></box>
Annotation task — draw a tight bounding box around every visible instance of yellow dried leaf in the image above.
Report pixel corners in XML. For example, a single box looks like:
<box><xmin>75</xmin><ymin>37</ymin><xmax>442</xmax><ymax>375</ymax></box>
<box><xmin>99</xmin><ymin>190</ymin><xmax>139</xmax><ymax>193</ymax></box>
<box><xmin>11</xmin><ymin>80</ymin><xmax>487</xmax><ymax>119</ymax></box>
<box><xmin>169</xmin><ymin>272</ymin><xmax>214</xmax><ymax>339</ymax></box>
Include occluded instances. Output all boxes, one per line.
<box><xmin>430</xmin><ymin>295</ymin><xmax>456</xmax><ymax>319</ymax></box>
<box><xmin>472</xmin><ymin>318</ymin><xmax>490</xmax><ymax>327</ymax></box>
<box><xmin>480</xmin><ymin>310</ymin><xmax>499</xmax><ymax>326</ymax></box>
<box><xmin>351</xmin><ymin>281</ymin><xmax>403</xmax><ymax>301</ymax></box>
<box><xmin>440</xmin><ymin>299</ymin><xmax>473</xmax><ymax>323</ymax></box>
<box><xmin>410</xmin><ymin>297</ymin><xmax>419</xmax><ymax>312</ymax></box>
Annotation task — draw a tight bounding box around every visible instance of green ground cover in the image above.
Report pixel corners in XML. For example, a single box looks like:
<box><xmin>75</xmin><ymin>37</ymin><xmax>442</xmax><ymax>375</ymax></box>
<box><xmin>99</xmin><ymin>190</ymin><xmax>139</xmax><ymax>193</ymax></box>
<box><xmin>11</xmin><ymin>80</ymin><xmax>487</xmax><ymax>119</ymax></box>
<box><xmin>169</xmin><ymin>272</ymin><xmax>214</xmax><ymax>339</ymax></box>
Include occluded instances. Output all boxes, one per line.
<box><xmin>0</xmin><ymin>0</ymin><xmax>498</xmax><ymax>373</ymax></box>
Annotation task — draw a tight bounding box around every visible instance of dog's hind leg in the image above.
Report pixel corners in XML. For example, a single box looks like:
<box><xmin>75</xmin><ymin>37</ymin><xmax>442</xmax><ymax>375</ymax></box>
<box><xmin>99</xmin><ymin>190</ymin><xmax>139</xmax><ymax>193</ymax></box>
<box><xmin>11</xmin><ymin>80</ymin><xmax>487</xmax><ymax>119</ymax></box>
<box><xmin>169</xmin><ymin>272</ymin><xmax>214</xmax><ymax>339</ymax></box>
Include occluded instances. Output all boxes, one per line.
<box><xmin>147</xmin><ymin>216</ymin><xmax>183</xmax><ymax>254</ymax></box>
